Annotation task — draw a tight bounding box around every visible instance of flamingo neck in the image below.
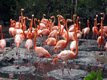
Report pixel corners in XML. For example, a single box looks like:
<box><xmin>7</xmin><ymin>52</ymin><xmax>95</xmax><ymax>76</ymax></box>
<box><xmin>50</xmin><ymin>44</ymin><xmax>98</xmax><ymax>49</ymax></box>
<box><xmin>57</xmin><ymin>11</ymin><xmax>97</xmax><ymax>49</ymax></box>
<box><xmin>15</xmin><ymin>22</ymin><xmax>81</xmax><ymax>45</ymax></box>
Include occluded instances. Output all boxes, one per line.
<box><xmin>76</xmin><ymin>17</ymin><xmax>79</xmax><ymax>30</ymax></box>
<box><xmin>34</xmin><ymin>19</ymin><xmax>36</xmax><ymax>28</ymax></box>
<box><xmin>101</xmin><ymin>18</ymin><xmax>103</xmax><ymax>37</ymax></box>
<box><xmin>50</xmin><ymin>21</ymin><xmax>52</xmax><ymax>32</ymax></box>
<box><xmin>34</xmin><ymin>29</ymin><xmax>38</xmax><ymax>48</ymax></box>
<box><xmin>58</xmin><ymin>17</ymin><xmax>61</xmax><ymax>31</ymax></box>
<box><xmin>79</xmin><ymin>22</ymin><xmax>81</xmax><ymax>30</ymax></box>
<box><xmin>73</xmin><ymin>24</ymin><xmax>78</xmax><ymax>57</ymax></box>
<box><xmin>23</xmin><ymin>18</ymin><xmax>26</xmax><ymax>31</ymax></box>
<box><xmin>30</xmin><ymin>20</ymin><xmax>33</xmax><ymax>31</ymax></box>
<box><xmin>66</xmin><ymin>20</ymin><xmax>69</xmax><ymax>43</ymax></box>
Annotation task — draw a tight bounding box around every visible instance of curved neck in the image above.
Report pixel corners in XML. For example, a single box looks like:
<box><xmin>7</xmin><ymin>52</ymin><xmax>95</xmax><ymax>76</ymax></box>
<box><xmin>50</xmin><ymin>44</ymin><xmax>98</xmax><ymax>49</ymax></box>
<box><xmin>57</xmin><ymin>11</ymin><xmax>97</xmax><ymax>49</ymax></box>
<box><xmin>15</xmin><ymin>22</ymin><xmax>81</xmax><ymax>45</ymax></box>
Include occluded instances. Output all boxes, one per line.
<box><xmin>51</xmin><ymin>16</ymin><xmax>55</xmax><ymax>25</ymax></box>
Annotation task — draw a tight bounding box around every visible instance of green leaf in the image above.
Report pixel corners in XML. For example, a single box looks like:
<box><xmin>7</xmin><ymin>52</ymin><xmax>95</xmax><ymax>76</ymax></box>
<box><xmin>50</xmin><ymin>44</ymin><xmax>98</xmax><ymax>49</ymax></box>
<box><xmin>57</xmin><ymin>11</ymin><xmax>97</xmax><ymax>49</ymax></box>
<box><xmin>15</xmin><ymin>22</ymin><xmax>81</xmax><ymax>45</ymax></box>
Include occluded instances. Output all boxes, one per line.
<box><xmin>84</xmin><ymin>70</ymin><xmax>103</xmax><ymax>80</ymax></box>
<box><xmin>84</xmin><ymin>71</ymin><xmax>97</xmax><ymax>80</ymax></box>
<box><xmin>96</xmin><ymin>70</ymin><xmax>103</xmax><ymax>80</ymax></box>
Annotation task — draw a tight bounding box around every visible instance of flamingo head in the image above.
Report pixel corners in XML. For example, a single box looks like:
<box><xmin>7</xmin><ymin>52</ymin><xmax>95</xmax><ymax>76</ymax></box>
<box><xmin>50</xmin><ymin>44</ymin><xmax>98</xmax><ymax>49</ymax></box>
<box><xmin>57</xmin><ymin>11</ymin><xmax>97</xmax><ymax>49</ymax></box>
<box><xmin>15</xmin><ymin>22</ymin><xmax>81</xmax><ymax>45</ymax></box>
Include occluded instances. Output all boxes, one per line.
<box><xmin>96</xmin><ymin>14</ymin><xmax>98</xmax><ymax>18</ymax></box>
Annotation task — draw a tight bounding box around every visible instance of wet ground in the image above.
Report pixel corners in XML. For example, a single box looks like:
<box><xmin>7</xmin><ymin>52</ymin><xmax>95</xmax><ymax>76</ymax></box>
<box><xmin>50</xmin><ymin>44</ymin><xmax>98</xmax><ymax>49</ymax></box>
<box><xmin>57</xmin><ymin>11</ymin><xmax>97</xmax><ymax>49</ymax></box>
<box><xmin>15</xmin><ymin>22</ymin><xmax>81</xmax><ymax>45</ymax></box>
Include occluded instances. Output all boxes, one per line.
<box><xmin>0</xmin><ymin>34</ymin><xmax>107</xmax><ymax>80</ymax></box>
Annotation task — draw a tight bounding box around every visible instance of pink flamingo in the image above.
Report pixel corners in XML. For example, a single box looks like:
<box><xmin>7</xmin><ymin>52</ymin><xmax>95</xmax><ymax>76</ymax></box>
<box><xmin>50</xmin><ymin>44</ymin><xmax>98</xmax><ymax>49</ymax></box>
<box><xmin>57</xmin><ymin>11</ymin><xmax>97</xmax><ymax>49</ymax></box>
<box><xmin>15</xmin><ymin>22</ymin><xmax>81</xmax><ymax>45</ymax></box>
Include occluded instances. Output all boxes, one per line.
<box><xmin>82</xmin><ymin>20</ymin><xmax>90</xmax><ymax>39</ymax></box>
<box><xmin>52</xmin><ymin>23</ymin><xmax>78</xmax><ymax>74</ymax></box>
<box><xmin>44</xmin><ymin>37</ymin><xmax>57</xmax><ymax>46</ymax></box>
<box><xmin>53</xmin><ymin>19</ymin><xmax>69</xmax><ymax>52</ymax></box>
<box><xmin>34</xmin><ymin>29</ymin><xmax>51</xmax><ymax>58</ymax></box>
<box><xmin>92</xmin><ymin>15</ymin><xmax>99</xmax><ymax>39</ymax></box>
<box><xmin>0</xmin><ymin>25</ymin><xmax>6</xmax><ymax>52</ymax></box>
<box><xmin>97</xmin><ymin>17</ymin><xmax>105</xmax><ymax>49</ymax></box>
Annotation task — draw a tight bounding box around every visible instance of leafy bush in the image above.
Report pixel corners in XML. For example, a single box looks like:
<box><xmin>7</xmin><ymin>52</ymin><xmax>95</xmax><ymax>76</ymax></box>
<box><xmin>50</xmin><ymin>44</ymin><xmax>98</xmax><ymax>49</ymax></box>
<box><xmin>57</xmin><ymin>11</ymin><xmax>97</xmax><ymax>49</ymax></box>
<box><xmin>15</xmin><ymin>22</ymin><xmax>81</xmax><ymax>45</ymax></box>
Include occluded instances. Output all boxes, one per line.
<box><xmin>84</xmin><ymin>70</ymin><xmax>103</xmax><ymax>80</ymax></box>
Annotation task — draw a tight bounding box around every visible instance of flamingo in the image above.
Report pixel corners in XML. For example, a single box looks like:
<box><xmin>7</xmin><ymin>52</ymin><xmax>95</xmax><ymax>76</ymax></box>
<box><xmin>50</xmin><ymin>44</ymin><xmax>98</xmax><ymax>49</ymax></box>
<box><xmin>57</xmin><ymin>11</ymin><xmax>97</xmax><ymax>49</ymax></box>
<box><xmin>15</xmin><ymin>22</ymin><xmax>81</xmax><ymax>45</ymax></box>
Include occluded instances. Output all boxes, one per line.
<box><xmin>92</xmin><ymin>15</ymin><xmax>99</xmax><ymax>38</ymax></box>
<box><xmin>97</xmin><ymin>17</ymin><xmax>105</xmax><ymax>49</ymax></box>
<box><xmin>14</xmin><ymin>33</ymin><xmax>23</xmax><ymax>67</ymax></box>
<box><xmin>48</xmin><ymin>30</ymin><xmax>59</xmax><ymax>39</ymax></box>
<box><xmin>50</xmin><ymin>16</ymin><xmax>55</xmax><ymax>31</ymax></box>
<box><xmin>99</xmin><ymin>26</ymin><xmax>107</xmax><ymax>38</ymax></box>
<box><xmin>34</xmin><ymin>29</ymin><xmax>51</xmax><ymax>58</ymax></box>
<box><xmin>68</xmin><ymin>16</ymin><xmax>78</xmax><ymax>32</ymax></box>
<box><xmin>26</xmin><ymin>15</ymin><xmax>35</xmax><ymax>39</ymax></box>
<box><xmin>53</xmin><ymin>19</ymin><xmax>69</xmax><ymax>52</ymax></box>
<box><xmin>25</xmin><ymin>38</ymin><xmax>33</xmax><ymax>65</ymax></box>
<box><xmin>41</xmin><ymin>14</ymin><xmax>48</xmax><ymax>26</ymax></box>
<box><xmin>9</xmin><ymin>19</ymin><xmax>16</xmax><ymax>36</ymax></box>
<box><xmin>69</xmin><ymin>24</ymin><xmax>75</xmax><ymax>32</ymax></box>
<box><xmin>39</xmin><ymin>28</ymin><xmax>50</xmax><ymax>36</ymax></box>
<box><xmin>68</xmin><ymin>19</ymin><xmax>82</xmax><ymax>40</ymax></box>
<box><xmin>52</xmin><ymin>23</ymin><xmax>78</xmax><ymax>74</ymax></box>
<box><xmin>70</xmin><ymin>24</ymin><xmax>78</xmax><ymax>51</ymax></box>
<box><xmin>14</xmin><ymin>34</ymin><xmax>22</xmax><ymax>48</ymax></box>
<box><xmin>92</xmin><ymin>18</ymin><xmax>99</xmax><ymax>39</ymax></box>
<box><xmin>10</xmin><ymin>19</ymin><xmax>16</xmax><ymax>27</ymax></box>
<box><xmin>0</xmin><ymin>39</ymin><xmax>6</xmax><ymax>50</ymax></box>
<box><xmin>82</xmin><ymin>20</ymin><xmax>90</xmax><ymax>39</ymax></box>
<box><xmin>0</xmin><ymin>25</ymin><xmax>6</xmax><ymax>51</ymax></box>
<box><xmin>76</xmin><ymin>21</ymin><xmax>82</xmax><ymax>39</ymax></box>
<box><xmin>22</xmin><ymin>17</ymin><xmax>27</xmax><ymax>31</ymax></box>
<box><xmin>25</xmin><ymin>39</ymin><xmax>33</xmax><ymax>51</ymax></box>
<box><xmin>44</xmin><ymin>37</ymin><xmax>57</xmax><ymax>46</ymax></box>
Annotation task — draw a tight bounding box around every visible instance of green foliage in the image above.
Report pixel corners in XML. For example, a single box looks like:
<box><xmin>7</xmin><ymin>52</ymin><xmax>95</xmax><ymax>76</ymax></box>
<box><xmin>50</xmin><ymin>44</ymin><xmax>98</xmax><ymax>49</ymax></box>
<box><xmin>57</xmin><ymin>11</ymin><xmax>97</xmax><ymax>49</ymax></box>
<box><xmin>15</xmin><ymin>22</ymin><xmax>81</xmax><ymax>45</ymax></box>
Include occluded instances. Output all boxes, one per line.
<box><xmin>84</xmin><ymin>70</ymin><xmax>103</xmax><ymax>80</ymax></box>
<box><xmin>0</xmin><ymin>0</ymin><xmax>106</xmax><ymax>23</ymax></box>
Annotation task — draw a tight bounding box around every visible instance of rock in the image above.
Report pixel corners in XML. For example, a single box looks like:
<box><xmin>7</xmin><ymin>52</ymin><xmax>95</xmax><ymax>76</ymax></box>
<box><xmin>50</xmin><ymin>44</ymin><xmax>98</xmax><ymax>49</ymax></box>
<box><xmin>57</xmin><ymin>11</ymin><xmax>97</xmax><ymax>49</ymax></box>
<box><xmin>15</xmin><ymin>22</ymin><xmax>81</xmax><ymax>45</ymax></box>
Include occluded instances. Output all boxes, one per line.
<box><xmin>47</xmin><ymin>69</ymin><xmax>87</xmax><ymax>80</ymax></box>
<box><xmin>0</xmin><ymin>65</ymin><xmax>35</xmax><ymax>74</ymax></box>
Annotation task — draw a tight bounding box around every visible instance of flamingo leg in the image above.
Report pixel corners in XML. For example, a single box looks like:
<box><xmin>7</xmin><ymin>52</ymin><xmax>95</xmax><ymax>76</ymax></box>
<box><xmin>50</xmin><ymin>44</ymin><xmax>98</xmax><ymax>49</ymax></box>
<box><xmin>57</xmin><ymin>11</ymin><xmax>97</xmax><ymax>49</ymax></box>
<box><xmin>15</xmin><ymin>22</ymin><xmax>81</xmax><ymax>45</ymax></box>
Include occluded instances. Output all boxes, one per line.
<box><xmin>15</xmin><ymin>47</ymin><xmax>20</xmax><ymax>68</ymax></box>
<box><xmin>65</xmin><ymin>61</ymin><xmax>70</xmax><ymax>75</ymax></box>
<box><xmin>86</xmin><ymin>34</ymin><xmax>89</xmax><ymax>39</ymax></box>
<box><xmin>92</xmin><ymin>34</ymin><xmax>95</xmax><ymax>39</ymax></box>
<box><xmin>27</xmin><ymin>50</ymin><xmax>31</xmax><ymax>66</ymax></box>
<box><xmin>61</xmin><ymin>63</ymin><xmax>64</xmax><ymax>76</ymax></box>
<box><xmin>95</xmin><ymin>34</ymin><xmax>98</xmax><ymax>39</ymax></box>
<box><xmin>36</xmin><ymin>58</ymin><xmax>42</xmax><ymax>73</ymax></box>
